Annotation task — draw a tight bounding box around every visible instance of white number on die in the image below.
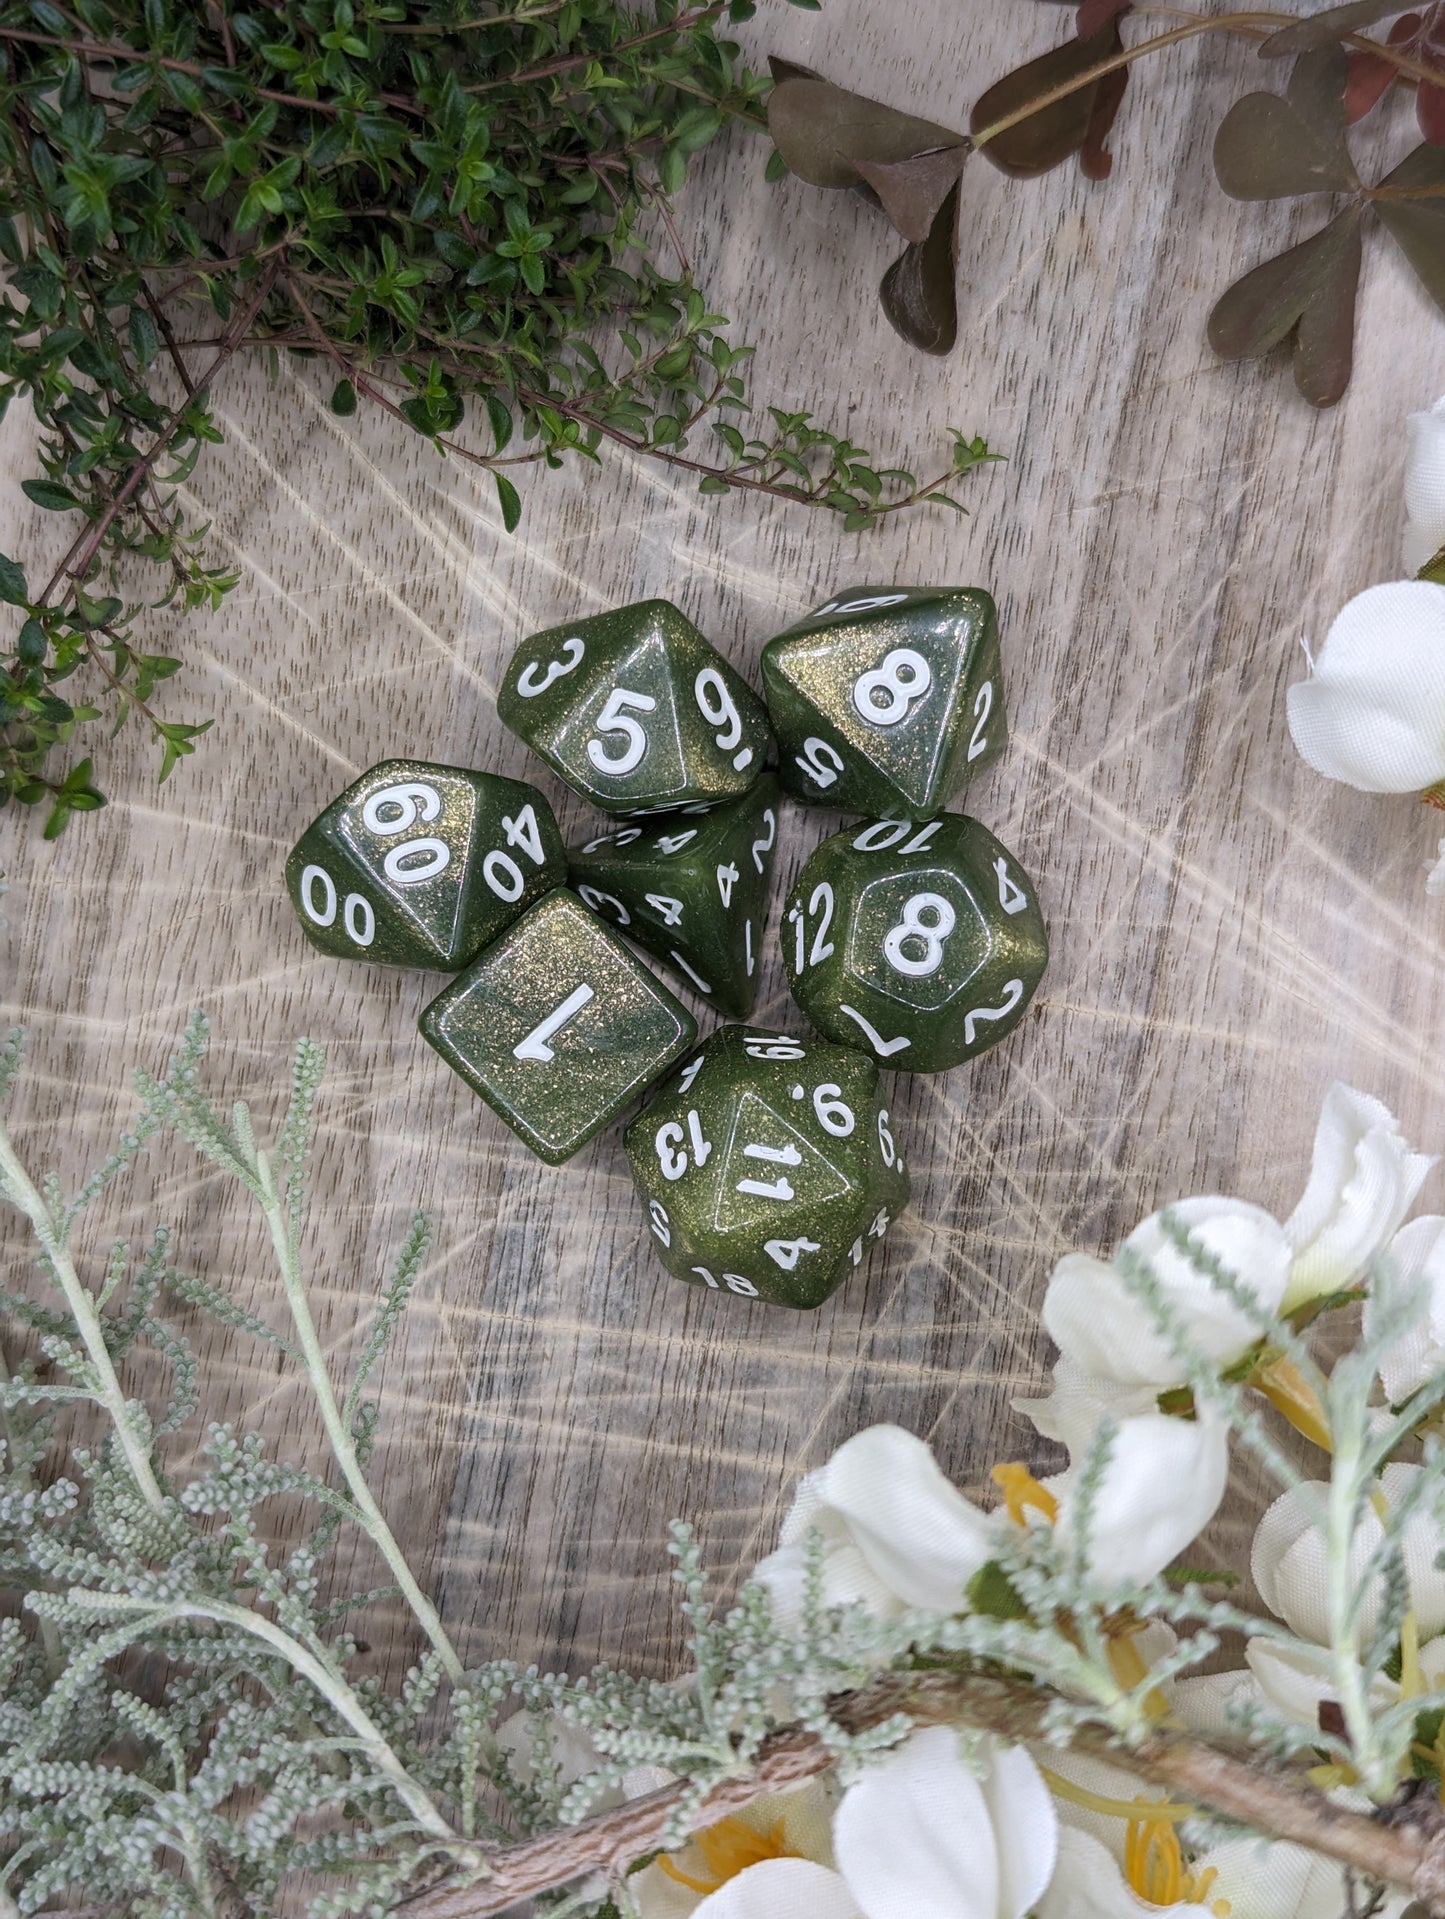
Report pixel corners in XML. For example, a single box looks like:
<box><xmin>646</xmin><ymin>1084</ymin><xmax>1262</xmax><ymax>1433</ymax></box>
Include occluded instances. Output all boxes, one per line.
<box><xmin>299</xmin><ymin>864</ymin><xmax>375</xmax><ymax>949</ymax></box>
<box><xmin>962</xmin><ymin>979</ymin><xmax>1024</xmax><ymax>1048</ymax></box>
<box><xmin>695</xmin><ymin>666</ymin><xmax>753</xmax><ymax>772</ymax></box>
<box><xmin>967</xmin><ymin>680</ymin><xmax>993</xmax><ymax>762</ymax></box>
<box><xmin>516</xmin><ymin>636</ymin><xmax>584</xmax><ymax>699</ymax></box>
<box><xmin>812</xmin><ymin>1084</ymin><xmax>855</xmax><ymax>1137</ymax></box>
<box><xmin>587</xmin><ymin>686</ymin><xmax>656</xmax><ymax>775</ymax></box>
<box><xmin>883</xmin><ymin>891</ymin><xmax>956</xmax><ymax>978</ymax></box>
<box><xmin>795</xmin><ymin>736</ymin><xmax>845</xmax><ymax>790</ymax></box>
<box><xmin>852</xmin><ymin>648</ymin><xmax>932</xmax><ymax>727</ymax></box>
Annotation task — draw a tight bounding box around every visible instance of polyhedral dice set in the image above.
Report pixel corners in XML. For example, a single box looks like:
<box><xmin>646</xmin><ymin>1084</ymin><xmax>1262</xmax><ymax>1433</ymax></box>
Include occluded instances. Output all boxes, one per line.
<box><xmin>282</xmin><ymin>587</ymin><xmax>1049</xmax><ymax>1309</ymax></box>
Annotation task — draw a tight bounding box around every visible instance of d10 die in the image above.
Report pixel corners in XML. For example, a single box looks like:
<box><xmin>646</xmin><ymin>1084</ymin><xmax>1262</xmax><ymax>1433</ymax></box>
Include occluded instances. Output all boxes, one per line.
<box><xmin>497</xmin><ymin>598</ymin><xmax>774</xmax><ymax>815</ymax></box>
<box><xmin>419</xmin><ymin>887</ymin><xmax>696</xmax><ymax>1164</ymax></box>
<box><xmin>761</xmin><ymin>586</ymin><xmax>1005</xmax><ymax>817</ymax></box>
<box><xmin>624</xmin><ymin>1024</ymin><xmax>910</xmax><ymax>1309</ymax></box>
<box><xmin>568</xmin><ymin>775</ymin><xmax>780</xmax><ymax>1017</ymax></box>
<box><xmin>285</xmin><ymin>759</ymin><xmax>566</xmax><ymax>970</ymax></box>
<box><xmin>781</xmin><ymin>814</ymin><xmax>1047</xmax><ymax>1073</ymax></box>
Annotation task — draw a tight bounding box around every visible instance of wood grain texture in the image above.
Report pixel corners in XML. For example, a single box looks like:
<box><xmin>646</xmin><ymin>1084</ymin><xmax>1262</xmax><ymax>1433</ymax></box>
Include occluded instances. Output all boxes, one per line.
<box><xmin>2</xmin><ymin>0</ymin><xmax>1444</xmax><ymax>1719</ymax></box>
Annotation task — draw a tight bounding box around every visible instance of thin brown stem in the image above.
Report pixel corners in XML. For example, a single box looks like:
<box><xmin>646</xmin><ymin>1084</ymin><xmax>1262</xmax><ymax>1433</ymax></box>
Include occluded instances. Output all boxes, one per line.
<box><xmin>404</xmin><ymin>1670</ymin><xmax>1445</xmax><ymax>1919</ymax></box>
<box><xmin>462</xmin><ymin>3</ymin><xmax>727</xmax><ymax>94</ymax></box>
<box><xmin>37</xmin><ymin>258</ymin><xmax>280</xmax><ymax>607</ymax></box>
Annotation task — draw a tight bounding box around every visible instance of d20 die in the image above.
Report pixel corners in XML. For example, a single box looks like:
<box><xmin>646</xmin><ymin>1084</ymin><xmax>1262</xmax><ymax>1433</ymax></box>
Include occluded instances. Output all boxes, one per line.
<box><xmin>624</xmin><ymin>1024</ymin><xmax>910</xmax><ymax>1309</ymax></box>
<box><xmin>567</xmin><ymin>775</ymin><xmax>780</xmax><ymax>1017</ymax></box>
<box><xmin>761</xmin><ymin>586</ymin><xmax>1005</xmax><ymax>817</ymax></box>
<box><xmin>497</xmin><ymin>598</ymin><xmax>774</xmax><ymax>815</ymax></box>
<box><xmin>285</xmin><ymin>759</ymin><xmax>566</xmax><ymax>970</ymax></box>
<box><xmin>781</xmin><ymin>814</ymin><xmax>1047</xmax><ymax>1074</ymax></box>
<box><xmin>418</xmin><ymin>887</ymin><xmax>696</xmax><ymax>1164</ymax></box>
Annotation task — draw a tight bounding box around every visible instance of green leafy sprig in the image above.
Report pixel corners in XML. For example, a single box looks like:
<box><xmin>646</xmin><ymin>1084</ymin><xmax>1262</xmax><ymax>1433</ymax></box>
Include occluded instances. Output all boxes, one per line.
<box><xmin>0</xmin><ymin>0</ymin><xmax>996</xmax><ymax>834</ymax></box>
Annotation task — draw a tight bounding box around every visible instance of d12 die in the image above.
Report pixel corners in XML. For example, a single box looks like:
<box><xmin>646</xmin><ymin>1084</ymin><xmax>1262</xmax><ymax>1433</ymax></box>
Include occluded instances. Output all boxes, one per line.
<box><xmin>498</xmin><ymin>598</ymin><xmax>774</xmax><ymax>815</ymax></box>
<box><xmin>761</xmin><ymin>586</ymin><xmax>1005</xmax><ymax>817</ymax></box>
<box><xmin>567</xmin><ymin>774</ymin><xmax>780</xmax><ymax>1016</ymax></box>
<box><xmin>781</xmin><ymin>814</ymin><xmax>1047</xmax><ymax>1074</ymax></box>
<box><xmin>285</xmin><ymin>759</ymin><xmax>566</xmax><ymax>970</ymax></box>
<box><xmin>624</xmin><ymin>1024</ymin><xmax>910</xmax><ymax>1309</ymax></box>
<box><xmin>418</xmin><ymin>887</ymin><xmax>696</xmax><ymax>1164</ymax></box>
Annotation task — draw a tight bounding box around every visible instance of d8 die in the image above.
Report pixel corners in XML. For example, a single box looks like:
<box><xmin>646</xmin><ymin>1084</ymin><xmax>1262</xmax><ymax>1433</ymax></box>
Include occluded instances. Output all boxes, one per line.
<box><xmin>781</xmin><ymin>814</ymin><xmax>1047</xmax><ymax>1073</ymax></box>
<box><xmin>285</xmin><ymin>759</ymin><xmax>566</xmax><ymax>970</ymax></box>
<box><xmin>497</xmin><ymin>599</ymin><xmax>774</xmax><ymax>815</ymax></box>
<box><xmin>568</xmin><ymin>775</ymin><xmax>780</xmax><ymax>1016</ymax></box>
<box><xmin>419</xmin><ymin>887</ymin><xmax>696</xmax><ymax>1164</ymax></box>
<box><xmin>761</xmin><ymin>586</ymin><xmax>1005</xmax><ymax>817</ymax></box>
<box><xmin>624</xmin><ymin>1025</ymin><xmax>910</xmax><ymax>1309</ymax></box>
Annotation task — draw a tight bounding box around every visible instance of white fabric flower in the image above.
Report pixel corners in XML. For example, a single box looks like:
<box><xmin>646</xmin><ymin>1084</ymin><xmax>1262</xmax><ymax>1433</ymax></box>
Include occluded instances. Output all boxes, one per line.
<box><xmin>1282</xmin><ymin>1084</ymin><xmax>1435</xmax><ymax>1309</ymax></box>
<box><xmin>1038</xmin><ymin>1823</ymin><xmax>1406</xmax><ymax>1919</ymax></box>
<box><xmin>1405</xmin><ymin>391</ymin><xmax>1445</xmax><ymax>575</ymax></box>
<box><xmin>631</xmin><ymin>1779</ymin><xmax>838</xmax><ymax>1919</ymax></box>
<box><xmin>1252</xmin><ymin>1463</ymin><xmax>1445</xmax><ymax>1648</ymax></box>
<box><xmin>1287</xmin><ymin>579</ymin><xmax>1445</xmax><ymax>793</ymax></box>
<box><xmin>1038</xmin><ymin>1197</ymin><xmax>1292</xmax><ymax>1390</ymax></box>
<box><xmin>1364</xmin><ymin>1214</ymin><xmax>1445</xmax><ymax>1403</ymax></box>
<box><xmin>831</xmin><ymin>1729</ymin><xmax>1056</xmax><ymax>1919</ymax></box>
<box><xmin>1044</xmin><ymin>1411</ymin><xmax>1230</xmax><ymax>1590</ymax></box>
<box><xmin>751</xmin><ymin>1426</ymin><xmax>998</xmax><ymax>1632</ymax></box>
<box><xmin>639</xmin><ymin>1730</ymin><xmax>1057</xmax><ymax>1919</ymax></box>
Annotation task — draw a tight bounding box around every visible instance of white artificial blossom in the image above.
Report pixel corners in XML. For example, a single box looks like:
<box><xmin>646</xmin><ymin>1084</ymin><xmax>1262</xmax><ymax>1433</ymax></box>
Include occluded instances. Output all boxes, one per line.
<box><xmin>634</xmin><ymin>1729</ymin><xmax>1057</xmax><ymax>1919</ymax></box>
<box><xmin>752</xmin><ymin>1419</ymin><xmax>1229</xmax><ymax>1635</ymax></box>
<box><xmin>1364</xmin><ymin>1214</ymin><xmax>1445</xmax><ymax>1403</ymax></box>
<box><xmin>1019</xmin><ymin>1085</ymin><xmax>1431</xmax><ymax>1445</ymax></box>
<box><xmin>1287</xmin><ymin>389</ymin><xmax>1445</xmax><ymax>803</ymax></box>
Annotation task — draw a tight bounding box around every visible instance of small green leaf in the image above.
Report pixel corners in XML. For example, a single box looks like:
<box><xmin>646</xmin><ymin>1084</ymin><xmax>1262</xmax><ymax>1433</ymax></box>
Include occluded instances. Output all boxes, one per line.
<box><xmin>22</xmin><ymin>480</ymin><xmax>80</xmax><ymax>512</ymax></box>
<box><xmin>0</xmin><ymin>555</ymin><xmax>29</xmax><ymax>606</ymax></box>
<box><xmin>486</xmin><ymin>394</ymin><xmax>513</xmax><ymax>452</ymax></box>
<box><xmin>329</xmin><ymin>379</ymin><xmax>358</xmax><ymax>416</ymax></box>
<box><xmin>697</xmin><ymin>475</ymin><xmax>730</xmax><ymax>494</ymax></box>
<box><xmin>494</xmin><ymin>473</ymin><xmax>522</xmax><ymax>533</ymax></box>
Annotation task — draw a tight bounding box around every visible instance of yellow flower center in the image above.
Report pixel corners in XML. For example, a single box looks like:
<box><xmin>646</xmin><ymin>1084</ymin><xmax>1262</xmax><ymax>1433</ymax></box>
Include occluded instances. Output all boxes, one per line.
<box><xmin>1124</xmin><ymin>1813</ymin><xmax>1231</xmax><ymax>1913</ymax></box>
<box><xmin>992</xmin><ymin>1460</ymin><xmax>1059</xmax><ymax>1526</ymax></box>
<box><xmin>656</xmin><ymin>1815</ymin><xmax>800</xmax><ymax>1894</ymax></box>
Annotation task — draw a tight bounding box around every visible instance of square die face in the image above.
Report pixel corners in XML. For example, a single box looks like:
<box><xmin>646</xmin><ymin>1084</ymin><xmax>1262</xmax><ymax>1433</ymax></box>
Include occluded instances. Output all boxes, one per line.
<box><xmin>419</xmin><ymin>888</ymin><xmax>696</xmax><ymax>1164</ymax></box>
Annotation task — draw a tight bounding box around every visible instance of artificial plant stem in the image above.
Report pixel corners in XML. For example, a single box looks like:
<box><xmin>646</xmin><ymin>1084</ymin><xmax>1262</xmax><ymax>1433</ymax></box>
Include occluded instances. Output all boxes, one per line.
<box><xmin>0</xmin><ymin>1123</ymin><xmax>168</xmax><ymax>1517</ymax></box>
<box><xmin>253</xmin><ymin>1151</ymin><xmax>466</xmax><ymax>1687</ymax></box>
<box><xmin>408</xmin><ymin>1667</ymin><xmax>1445</xmax><ymax>1918</ymax></box>
<box><xmin>96</xmin><ymin>1592</ymin><xmax>461</xmax><ymax>1846</ymax></box>
<box><xmin>1327</xmin><ymin>1420</ymin><xmax>1382</xmax><ymax>1789</ymax></box>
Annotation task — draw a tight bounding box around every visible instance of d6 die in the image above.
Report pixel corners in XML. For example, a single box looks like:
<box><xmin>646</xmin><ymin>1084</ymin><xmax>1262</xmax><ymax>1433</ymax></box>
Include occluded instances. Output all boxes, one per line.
<box><xmin>285</xmin><ymin>759</ymin><xmax>566</xmax><ymax>970</ymax></box>
<box><xmin>762</xmin><ymin>587</ymin><xmax>1004</xmax><ymax>817</ymax></box>
<box><xmin>498</xmin><ymin>599</ymin><xmax>774</xmax><ymax>815</ymax></box>
<box><xmin>781</xmin><ymin>814</ymin><xmax>1047</xmax><ymax>1073</ymax></box>
<box><xmin>568</xmin><ymin>775</ymin><xmax>780</xmax><ymax>1016</ymax></box>
<box><xmin>418</xmin><ymin>887</ymin><xmax>696</xmax><ymax>1164</ymax></box>
<box><xmin>624</xmin><ymin>1025</ymin><xmax>910</xmax><ymax>1309</ymax></box>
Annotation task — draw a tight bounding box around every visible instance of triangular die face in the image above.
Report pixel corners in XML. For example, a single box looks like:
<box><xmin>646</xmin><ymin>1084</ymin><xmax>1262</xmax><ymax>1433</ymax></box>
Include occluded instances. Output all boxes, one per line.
<box><xmin>711</xmin><ymin>1091</ymin><xmax>851</xmax><ymax>1235</ymax></box>
<box><xmin>545</xmin><ymin>625</ymin><xmax>689</xmax><ymax>807</ymax></box>
<box><xmin>328</xmin><ymin>764</ymin><xmax>480</xmax><ymax>963</ymax></box>
<box><xmin>939</xmin><ymin>621</ymin><xmax>1006</xmax><ymax>805</ymax></box>
<box><xmin>768</xmin><ymin>589</ymin><xmax>997</xmax><ymax>814</ymax></box>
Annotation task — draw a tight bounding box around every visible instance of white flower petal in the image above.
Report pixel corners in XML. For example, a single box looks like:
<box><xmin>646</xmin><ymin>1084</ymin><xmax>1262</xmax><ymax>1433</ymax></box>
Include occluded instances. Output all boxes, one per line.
<box><xmin>1364</xmin><ymin>1214</ymin><xmax>1445</xmax><ymax>1403</ymax></box>
<box><xmin>690</xmin><ymin>1859</ymin><xmax>861</xmax><ymax>1919</ymax></box>
<box><xmin>1034</xmin><ymin>1827</ymin><xmax>1182</xmax><ymax>1918</ymax></box>
<box><xmin>1057</xmin><ymin>1413</ymin><xmax>1229</xmax><ymax>1586</ymax></box>
<box><xmin>1282</xmin><ymin>1084</ymin><xmax>1435</xmax><ymax>1308</ymax></box>
<box><xmin>1041</xmin><ymin>1199</ymin><xmax>1291</xmax><ymax>1389</ymax></box>
<box><xmin>1208</xmin><ymin>1834</ymin><xmax>1367</xmax><ymax>1919</ymax></box>
<box><xmin>751</xmin><ymin>1538</ymin><xmax>907</xmax><ymax>1634</ymax></box>
<box><xmin>811</xmin><ymin>1428</ymin><xmax>997</xmax><ymax>1613</ymax></box>
<box><xmin>833</xmin><ymin>1729</ymin><xmax>1056</xmax><ymax>1919</ymax></box>
<box><xmin>980</xmin><ymin>1740</ymin><xmax>1059</xmax><ymax>1919</ymax></box>
<box><xmin>1170</xmin><ymin>1667</ymin><xmax>1264</xmax><ymax>1739</ymax></box>
<box><xmin>1287</xmin><ymin>581</ymin><xmax>1445</xmax><ymax>792</ymax></box>
<box><xmin>1244</xmin><ymin>1637</ymin><xmax>1359</xmax><ymax>1730</ymax></box>
<box><xmin>1405</xmin><ymin>393</ymin><xmax>1445</xmax><ymax>575</ymax></box>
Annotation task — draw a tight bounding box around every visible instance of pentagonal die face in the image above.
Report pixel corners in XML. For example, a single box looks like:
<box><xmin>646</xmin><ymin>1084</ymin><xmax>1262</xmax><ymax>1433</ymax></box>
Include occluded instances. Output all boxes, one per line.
<box><xmin>624</xmin><ymin>1024</ymin><xmax>910</xmax><ymax>1310</ymax></box>
<box><xmin>568</xmin><ymin>775</ymin><xmax>780</xmax><ymax>1016</ymax></box>
<box><xmin>284</xmin><ymin>759</ymin><xmax>566</xmax><ymax>970</ymax></box>
<box><xmin>498</xmin><ymin>598</ymin><xmax>774</xmax><ymax>815</ymax></box>
<box><xmin>781</xmin><ymin>815</ymin><xmax>1048</xmax><ymax>1073</ymax></box>
<box><xmin>418</xmin><ymin>888</ymin><xmax>696</xmax><ymax>1165</ymax></box>
<box><xmin>761</xmin><ymin>586</ymin><xmax>1005</xmax><ymax>818</ymax></box>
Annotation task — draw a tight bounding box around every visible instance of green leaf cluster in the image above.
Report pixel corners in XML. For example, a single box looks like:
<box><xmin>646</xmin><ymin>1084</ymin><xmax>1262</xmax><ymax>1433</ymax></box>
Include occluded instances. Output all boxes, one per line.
<box><xmin>0</xmin><ymin>0</ymin><xmax>985</xmax><ymax>835</ymax></box>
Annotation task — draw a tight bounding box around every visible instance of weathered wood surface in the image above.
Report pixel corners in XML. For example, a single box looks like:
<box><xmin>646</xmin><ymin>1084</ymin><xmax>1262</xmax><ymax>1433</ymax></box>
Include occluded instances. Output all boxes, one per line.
<box><xmin>3</xmin><ymin>1</ymin><xmax>1444</xmax><ymax>1702</ymax></box>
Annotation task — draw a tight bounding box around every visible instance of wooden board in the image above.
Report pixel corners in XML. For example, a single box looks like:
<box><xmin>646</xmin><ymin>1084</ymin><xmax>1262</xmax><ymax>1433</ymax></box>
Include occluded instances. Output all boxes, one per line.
<box><xmin>4</xmin><ymin>1</ymin><xmax>1445</xmax><ymax>1700</ymax></box>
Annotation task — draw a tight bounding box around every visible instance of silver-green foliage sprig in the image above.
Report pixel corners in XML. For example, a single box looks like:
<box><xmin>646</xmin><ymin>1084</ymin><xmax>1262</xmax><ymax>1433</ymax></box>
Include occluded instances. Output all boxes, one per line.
<box><xmin>4</xmin><ymin>1024</ymin><xmax>1445</xmax><ymax>1912</ymax></box>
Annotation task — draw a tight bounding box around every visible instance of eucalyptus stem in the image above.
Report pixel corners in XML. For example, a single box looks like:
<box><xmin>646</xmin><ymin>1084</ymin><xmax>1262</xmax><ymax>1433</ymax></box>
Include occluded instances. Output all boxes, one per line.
<box><xmin>252</xmin><ymin>1148</ymin><xmax>466</xmax><ymax>1689</ymax></box>
<box><xmin>0</xmin><ymin>1120</ymin><xmax>168</xmax><ymax>1517</ymax></box>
